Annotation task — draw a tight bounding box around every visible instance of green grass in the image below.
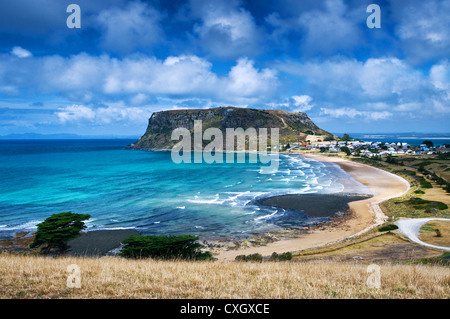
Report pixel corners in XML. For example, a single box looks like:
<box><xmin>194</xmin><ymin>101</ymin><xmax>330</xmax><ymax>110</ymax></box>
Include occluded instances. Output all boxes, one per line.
<box><xmin>394</xmin><ymin>169</ymin><xmax>416</xmax><ymax>176</ymax></box>
<box><xmin>413</xmin><ymin>252</ymin><xmax>450</xmax><ymax>266</ymax></box>
<box><xmin>416</xmin><ymin>176</ymin><xmax>433</xmax><ymax>188</ymax></box>
<box><xmin>395</xmin><ymin>197</ymin><xmax>448</xmax><ymax>211</ymax></box>
<box><xmin>419</xmin><ymin>223</ymin><xmax>437</xmax><ymax>233</ymax></box>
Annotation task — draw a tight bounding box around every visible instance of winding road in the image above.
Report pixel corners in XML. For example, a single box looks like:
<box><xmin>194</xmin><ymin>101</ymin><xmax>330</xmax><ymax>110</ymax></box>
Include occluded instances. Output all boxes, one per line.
<box><xmin>396</xmin><ymin>218</ymin><xmax>450</xmax><ymax>251</ymax></box>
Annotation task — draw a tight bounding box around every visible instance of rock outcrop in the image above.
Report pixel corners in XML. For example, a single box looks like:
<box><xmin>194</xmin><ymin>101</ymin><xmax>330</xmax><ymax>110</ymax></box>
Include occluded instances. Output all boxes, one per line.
<box><xmin>130</xmin><ymin>107</ymin><xmax>331</xmax><ymax>150</ymax></box>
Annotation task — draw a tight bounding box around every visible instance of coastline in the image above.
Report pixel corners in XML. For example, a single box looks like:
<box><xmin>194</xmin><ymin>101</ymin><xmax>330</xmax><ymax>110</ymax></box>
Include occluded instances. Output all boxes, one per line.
<box><xmin>215</xmin><ymin>153</ymin><xmax>410</xmax><ymax>261</ymax></box>
<box><xmin>0</xmin><ymin>152</ymin><xmax>411</xmax><ymax>260</ymax></box>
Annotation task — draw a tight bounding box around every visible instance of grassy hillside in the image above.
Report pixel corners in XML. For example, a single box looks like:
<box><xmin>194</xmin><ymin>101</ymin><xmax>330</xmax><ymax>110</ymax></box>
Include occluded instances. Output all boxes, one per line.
<box><xmin>0</xmin><ymin>253</ymin><xmax>448</xmax><ymax>299</ymax></box>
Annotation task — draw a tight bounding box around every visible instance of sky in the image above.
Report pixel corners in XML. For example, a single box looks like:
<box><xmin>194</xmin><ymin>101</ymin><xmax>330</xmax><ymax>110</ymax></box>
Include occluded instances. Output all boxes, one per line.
<box><xmin>0</xmin><ymin>0</ymin><xmax>449</xmax><ymax>137</ymax></box>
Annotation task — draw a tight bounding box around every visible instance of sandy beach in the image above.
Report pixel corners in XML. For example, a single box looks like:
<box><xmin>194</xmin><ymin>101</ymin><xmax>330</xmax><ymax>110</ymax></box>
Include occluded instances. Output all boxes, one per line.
<box><xmin>216</xmin><ymin>153</ymin><xmax>410</xmax><ymax>261</ymax></box>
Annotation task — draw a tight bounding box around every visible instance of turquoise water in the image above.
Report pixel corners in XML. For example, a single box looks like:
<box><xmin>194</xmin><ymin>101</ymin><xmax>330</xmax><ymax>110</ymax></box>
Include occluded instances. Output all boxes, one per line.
<box><xmin>0</xmin><ymin>140</ymin><xmax>369</xmax><ymax>240</ymax></box>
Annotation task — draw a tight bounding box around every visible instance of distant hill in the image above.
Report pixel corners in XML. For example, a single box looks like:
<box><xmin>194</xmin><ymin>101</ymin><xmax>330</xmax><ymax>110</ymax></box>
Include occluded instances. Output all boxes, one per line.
<box><xmin>0</xmin><ymin>133</ymin><xmax>83</xmax><ymax>140</ymax></box>
<box><xmin>0</xmin><ymin>133</ymin><xmax>139</xmax><ymax>140</ymax></box>
<box><xmin>130</xmin><ymin>107</ymin><xmax>333</xmax><ymax>150</ymax></box>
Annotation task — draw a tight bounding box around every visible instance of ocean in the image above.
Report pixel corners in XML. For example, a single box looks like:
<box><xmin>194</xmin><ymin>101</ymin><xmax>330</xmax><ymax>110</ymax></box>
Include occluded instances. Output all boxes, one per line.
<box><xmin>0</xmin><ymin>139</ymin><xmax>369</xmax><ymax>240</ymax></box>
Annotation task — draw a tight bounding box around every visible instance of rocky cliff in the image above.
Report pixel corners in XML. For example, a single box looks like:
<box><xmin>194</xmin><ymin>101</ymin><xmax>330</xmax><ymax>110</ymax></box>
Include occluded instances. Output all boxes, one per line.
<box><xmin>130</xmin><ymin>107</ymin><xmax>332</xmax><ymax>150</ymax></box>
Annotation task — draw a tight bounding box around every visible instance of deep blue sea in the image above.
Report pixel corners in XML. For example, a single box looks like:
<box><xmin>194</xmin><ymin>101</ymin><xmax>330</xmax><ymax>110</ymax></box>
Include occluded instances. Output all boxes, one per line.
<box><xmin>0</xmin><ymin>140</ymin><xmax>369</xmax><ymax>240</ymax></box>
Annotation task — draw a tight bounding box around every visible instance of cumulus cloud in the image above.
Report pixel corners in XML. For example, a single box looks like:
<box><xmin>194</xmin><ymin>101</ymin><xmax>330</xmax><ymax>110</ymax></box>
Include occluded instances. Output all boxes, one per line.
<box><xmin>96</xmin><ymin>1</ymin><xmax>164</xmax><ymax>54</ymax></box>
<box><xmin>290</xmin><ymin>95</ymin><xmax>314</xmax><ymax>112</ymax></box>
<box><xmin>225</xmin><ymin>58</ymin><xmax>278</xmax><ymax>100</ymax></box>
<box><xmin>0</xmin><ymin>52</ymin><xmax>278</xmax><ymax>105</ymax></box>
<box><xmin>276</xmin><ymin>56</ymin><xmax>449</xmax><ymax>119</ymax></box>
<box><xmin>190</xmin><ymin>0</ymin><xmax>263</xmax><ymax>58</ymax></box>
<box><xmin>394</xmin><ymin>0</ymin><xmax>450</xmax><ymax>64</ymax></box>
<box><xmin>56</xmin><ymin>105</ymin><xmax>96</xmax><ymax>123</ymax></box>
<box><xmin>298</xmin><ymin>0</ymin><xmax>361</xmax><ymax>54</ymax></box>
<box><xmin>56</xmin><ymin>104</ymin><xmax>148</xmax><ymax>124</ymax></box>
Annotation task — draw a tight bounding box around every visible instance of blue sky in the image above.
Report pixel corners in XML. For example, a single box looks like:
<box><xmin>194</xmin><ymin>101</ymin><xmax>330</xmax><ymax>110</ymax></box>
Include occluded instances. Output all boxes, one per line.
<box><xmin>0</xmin><ymin>0</ymin><xmax>449</xmax><ymax>137</ymax></box>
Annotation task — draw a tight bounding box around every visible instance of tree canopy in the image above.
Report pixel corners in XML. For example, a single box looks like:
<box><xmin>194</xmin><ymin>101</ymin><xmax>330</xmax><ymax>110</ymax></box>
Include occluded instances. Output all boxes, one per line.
<box><xmin>119</xmin><ymin>234</ymin><xmax>213</xmax><ymax>260</ymax></box>
<box><xmin>30</xmin><ymin>212</ymin><xmax>90</xmax><ymax>254</ymax></box>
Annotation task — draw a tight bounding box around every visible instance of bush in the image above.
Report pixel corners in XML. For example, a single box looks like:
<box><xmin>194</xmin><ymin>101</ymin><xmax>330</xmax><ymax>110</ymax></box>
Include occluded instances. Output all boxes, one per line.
<box><xmin>378</xmin><ymin>224</ymin><xmax>399</xmax><ymax>232</ymax></box>
<box><xmin>30</xmin><ymin>212</ymin><xmax>90</xmax><ymax>254</ymax></box>
<box><xmin>269</xmin><ymin>252</ymin><xmax>292</xmax><ymax>261</ymax></box>
<box><xmin>418</xmin><ymin>177</ymin><xmax>433</xmax><ymax>189</ymax></box>
<box><xmin>119</xmin><ymin>234</ymin><xmax>213</xmax><ymax>260</ymax></box>
<box><xmin>235</xmin><ymin>253</ymin><xmax>263</xmax><ymax>262</ymax></box>
<box><xmin>340</xmin><ymin>146</ymin><xmax>351</xmax><ymax>156</ymax></box>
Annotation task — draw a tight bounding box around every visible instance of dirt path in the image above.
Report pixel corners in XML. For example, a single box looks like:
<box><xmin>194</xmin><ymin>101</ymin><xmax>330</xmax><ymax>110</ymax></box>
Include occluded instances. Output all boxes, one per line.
<box><xmin>396</xmin><ymin>218</ymin><xmax>450</xmax><ymax>251</ymax></box>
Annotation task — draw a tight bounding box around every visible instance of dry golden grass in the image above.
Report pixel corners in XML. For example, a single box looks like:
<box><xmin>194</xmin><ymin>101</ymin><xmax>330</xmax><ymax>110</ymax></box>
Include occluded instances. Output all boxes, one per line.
<box><xmin>0</xmin><ymin>253</ymin><xmax>449</xmax><ymax>299</ymax></box>
<box><xmin>419</xmin><ymin>220</ymin><xmax>450</xmax><ymax>247</ymax></box>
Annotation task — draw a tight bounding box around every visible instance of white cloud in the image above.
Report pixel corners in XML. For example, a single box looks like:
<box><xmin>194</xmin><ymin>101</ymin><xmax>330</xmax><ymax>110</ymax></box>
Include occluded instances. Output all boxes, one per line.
<box><xmin>276</xmin><ymin>56</ymin><xmax>449</xmax><ymax>120</ymax></box>
<box><xmin>56</xmin><ymin>104</ymin><xmax>149</xmax><ymax>124</ymax></box>
<box><xmin>0</xmin><ymin>52</ymin><xmax>279</xmax><ymax>107</ymax></box>
<box><xmin>297</xmin><ymin>0</ymin><xmax>361</xmax><ymax>55</ymax></box>
<box><xmin>11</xmin><ymin>46</ymin><xmax>32</xmax><ymax>58</ymax></box>
<box><xmin>225</xmin><ymin>58</ymin><xmax>278</xmax><ymax>100</ymax></box>
<box><xmin>191</xmin><ymin>0</ymin><xmax>263</xmax><ymax>58</ymax></box>
<box><xmin>320</xmin><ymin>107</ymin><xmax>392</xmax><ymax>121</ymax></box>
<box><xmin>96</xmin><ymin>1</ymin><xmax>164</xmax><ymax>54</ymax></box>
<box><xmin>395</xmin><ymin>0</ymin><xmax>450</xmax><ymax>63</ymax></box>
<box><xmin>430</xmin><ymin>60</ymin><xmax>450</xmax><ymax>91</ymax></box>
<box><xmin>56</xmin><ymin>105</ymin><xmax>96</xmax><ymax>123</ymax></box>
<box><xmin>291</xmin><ymin>95</ymin><xmax>313</xmax><ymax>112</ymax></box>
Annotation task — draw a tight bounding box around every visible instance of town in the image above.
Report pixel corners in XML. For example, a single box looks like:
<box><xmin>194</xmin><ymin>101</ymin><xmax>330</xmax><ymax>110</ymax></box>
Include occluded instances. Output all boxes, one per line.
<box><xmin>285</xmin><ymin>135</ymin><xmax>450</xmax><ymax>158</ymax></box>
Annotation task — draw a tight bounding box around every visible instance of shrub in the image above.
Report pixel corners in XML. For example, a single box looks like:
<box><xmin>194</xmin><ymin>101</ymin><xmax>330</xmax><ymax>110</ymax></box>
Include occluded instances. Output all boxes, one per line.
<box><xmin>235</xmin><ymin>253</ymin><xmax>263</xmax><ymax>262</ymax></box>
<box><xmin>340</xmin><ymin>146</ymin><xmax>351</xmax><ymax>156</ymax></box>
<box><xmin>378</xmin><ymin>224</ymin><xmax>399</xmax><ymax>232</ymax></box>
<box><xmin>418</xmin><ymin>177</ymin><xmax>433</xmax><ymax>189</ymax></box>
<box><xmin>30</xmin><ymin>212</ymin><xmax>90</xmax><ymax>254</ymax></box>
<box><xmin>119</xmin><ymin>234</ymin><xmax>213</xmax><ymax>260</ymax></box>
<box><xmin>269</xmin><ymin>252</ymin><xmax>292</xmax><ymax>261</ymax></box>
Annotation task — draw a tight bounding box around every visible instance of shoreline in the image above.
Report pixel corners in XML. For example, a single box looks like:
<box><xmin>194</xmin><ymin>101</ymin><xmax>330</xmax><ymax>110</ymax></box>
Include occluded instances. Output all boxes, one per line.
<box><xmin>215</xmin><ymin>153</ymin><xmax>410</xmax><ymax>261</ymax></box>
<box><xmin>0</xmin><ymin>152</ymin><xmax>411</xmax><ymax>260</ymax></box>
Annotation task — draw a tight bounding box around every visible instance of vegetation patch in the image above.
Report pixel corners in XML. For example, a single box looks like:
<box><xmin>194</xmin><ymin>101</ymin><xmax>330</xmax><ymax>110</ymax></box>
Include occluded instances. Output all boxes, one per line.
<box><xmin>119</xmin><ymin>234</ymin><xmax>213</xmax><ymax>260</ymax></box>
<box><xmin>418</xmin><ymin>220</ymin><xmax>450</xmax><ymax>247</ymax></box>
<box><xmin>268</xmin><ymin>252</ymin><xmax>293</xmax><ymax>261</ymax></box>
<box><xmin>235</xmin><ymin>253</ymin><xmax>263</xmax><ymax>262</ymax></box>
<box><xmin>30</xmin><ymin>212</ymin><xmax>90</xmax><ymax>255</ymax></box>
<box><xmin>394</xmin><ymin>169</ymin><xmax>416</xmax><ymax>176</ymax></box>
<box><xmin>394</xmin><ymin>197</ymin><xmax>448</xmax><ymax>211</ymax></box>
<box><xmin>378</xmin><ymin>224</ymin><xmax>399</xmax><ymax>232</ymax></box>
<box><xmin>414</xmin><ymin>252</ymin><xmax>450</xmax><ymax>266</ymax></box>
<box><xmin>414</xmin><ymin>176</ymin><xmax>433</xmax><ymax>189</ymax></box>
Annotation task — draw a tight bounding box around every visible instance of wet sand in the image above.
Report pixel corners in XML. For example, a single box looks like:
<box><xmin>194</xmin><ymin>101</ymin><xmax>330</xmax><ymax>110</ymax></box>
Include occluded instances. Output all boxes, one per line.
<box><xmin>67</xmin><ymin>229</ymin><xmax>140</xmax><ymax>257</ymax></box>
<box><xmin>216</xmin><ymin>153</ymin><xmax>410</xmax><ymax>261</ymax></box>
<box><xmin>258</xmin><ymin>193</ymin><xmax>372</xmax><ymax>218</ymax></box>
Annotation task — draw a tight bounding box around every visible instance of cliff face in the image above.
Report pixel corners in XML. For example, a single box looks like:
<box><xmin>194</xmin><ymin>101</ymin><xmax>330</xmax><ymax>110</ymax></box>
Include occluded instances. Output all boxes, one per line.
<box><xmin>130</xmin><ymin>107</ymin><xmax>331</xmax><ymax>150</ymax></box>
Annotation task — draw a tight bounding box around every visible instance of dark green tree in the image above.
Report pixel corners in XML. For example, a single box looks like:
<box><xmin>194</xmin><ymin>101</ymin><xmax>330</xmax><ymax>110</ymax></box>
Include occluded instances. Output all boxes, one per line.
<box><xmin>119</xmin><ymin>234</ymin><xmax>213</xmax><ymax>260</ymax></box>
<box><xmin>422</xmin><ymin>140</ymin><xmax>434</xmax><ymax>148</ymax></box>
<box><xmin>340</xmin><ymin>146</ymin><xmax>351</xmax><ymax>156</ymax></box>
<box><xmin>341</xmin><ymin>134</ymin><xmax>352</xmax><ymax>141</ymax></box>
<box><xmin>30</xmin><ymin>212</ymin><xmax>90</xmax><ymax>254</ymax></box>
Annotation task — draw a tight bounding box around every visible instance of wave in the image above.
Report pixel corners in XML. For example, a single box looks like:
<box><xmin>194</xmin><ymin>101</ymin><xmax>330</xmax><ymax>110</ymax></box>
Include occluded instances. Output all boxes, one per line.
<box><xmin>254</xmin><ymin>209</ymin><xmax>281</xmax><ymax>221</ymax></box>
